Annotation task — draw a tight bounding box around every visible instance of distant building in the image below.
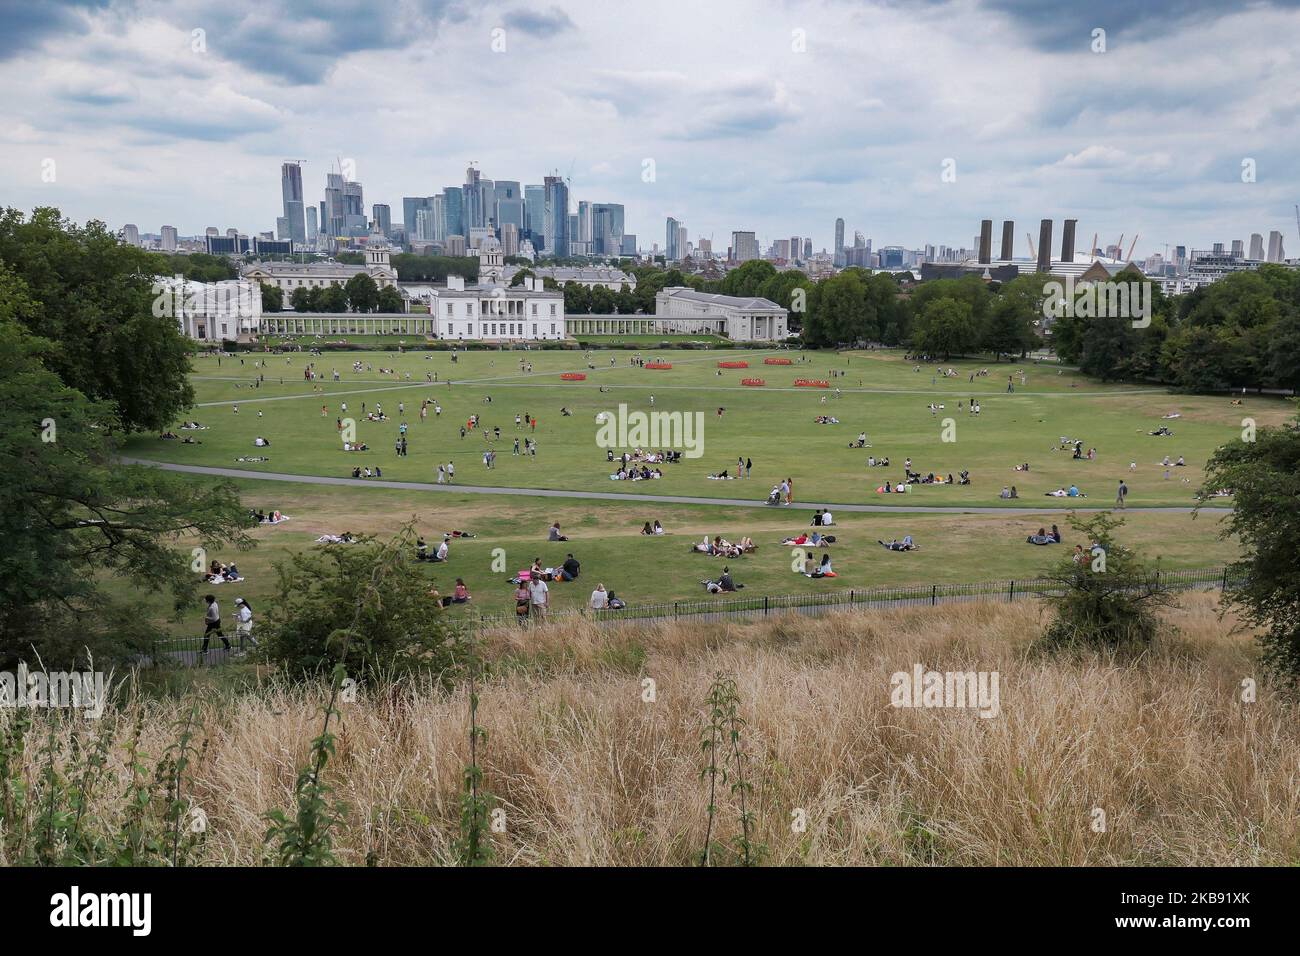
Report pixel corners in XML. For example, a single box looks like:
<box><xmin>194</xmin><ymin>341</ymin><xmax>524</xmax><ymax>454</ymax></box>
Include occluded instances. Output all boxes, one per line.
<box><xmin>372</xmin><ymin>203</ymin><xmax>391</xmax><ymax>238</ymax></box>
<box><xmin>503</xmin><ymin>265</ymin><xmax>635</xmax><ymax>290</ymax></box>
<box><xmin>666</xmin><ymin>217</ymin><xmax>683</xmax><ymax>260</ymax></box>
<box><xmin>160</xmin><ymin>225</ymin><xmax>178</xmax><ymax>251</ymax></box>
<box><xmin>731</xmin><ymin>231</ymin><xmax>759</xmax><ymax>262</ymax></box>
<box><xmin>653</xmin><ymin>287</ymin><xmax>787</xmax><ymax>340</ymax></box>
<box><xmin>1267</xmin><ymin>230</ymin><xmax>1286</xmax><ymax>263</ymax></box>
<box><xmin>122</xmin><ymin>224</ymin><xmax>140</xmax><ymax>246</ymax></box>
<box><xmin>281</xmin><ymin>162</ymin><xmax>306</xmax><ymax>247</ymax></box>
<box><xmin>241</xmin><ymin>232</ymin><xmax>397</xmax><ymax>294</ymax></box>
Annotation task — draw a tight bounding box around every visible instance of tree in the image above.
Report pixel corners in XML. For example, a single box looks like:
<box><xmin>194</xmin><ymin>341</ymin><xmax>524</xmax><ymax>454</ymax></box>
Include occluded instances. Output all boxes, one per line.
<box><xmin>1040</xmin><ymin>512</ymin><xmax>1175</xmax><ymax>651</ymax></box>
<box><xmin>0</xmin><ymin>305</ymin><xmax>253</xmax><ymax>668</ymax></box>
<box><xmin>320</xmin><ymin>284</ymin><xmax>348</xmax><ymax>313</ymax></box>
<box><xmin>344</xmin><ymin>273</ymin><xmax>380</xmax><ymax>313</ymax></box>
<box><xmin>719</xmin><ymin>260</ymin><xmax>777</xmax><ymax>298</ymax></box>
<box><xmin>982</xmin><ymin>273</ymin><xmax>1043</xmax><ymax>357</ymax></box>
<box><xmin>259</xmin><ymin>281</ymin><xmax>284</xmax><ymax>313</ymax></box>
<box><xmin>1199</xmin><ymin>415</ymin><xmax>1300</xmax><ymax>683</ymax></box>
<box><xmin>377</xmin><ymin>286</ymin><xmax>404</xmax><ymax>313</ymax></box>
<box><xmin>588</xmin><ymin>285</ymin><xmax>616</xmax><ymax>315</ymax></box>
<box><xmin>563</xmin><ymin>282</ymin><xmax>590</xmax><ymax>315</ymax></box>
<box><xmin>614</xmin><ymin>284</ymin><xmax>637</xmax><ymax>314</ymax></box>
<box><xmin>291</xmin><ymin>287</ymin><xmax>312</xmax><ymax>312</ymax></box>
<box><xmin>509</xmin><ymin>268</ymin><xmax>535</xmax><ymax>288</ymax></box>
<box><xmin>262</xmin><ymin>525</ymin><xmax>474</xmax><ymax>682</ymax></box>
<box><xmin>913</xmin><ymin>298</ymin><xmax>977</xmax><ymax>360</ymax></box>
<box><xmin>0</xmin><ymin>207</ymin><xmax>195</xmax><ymax>432</ymax></box>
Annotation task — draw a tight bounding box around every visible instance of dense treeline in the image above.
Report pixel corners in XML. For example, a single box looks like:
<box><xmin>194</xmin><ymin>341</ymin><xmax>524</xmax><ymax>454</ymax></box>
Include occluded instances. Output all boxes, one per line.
<box><xmin>1052</xmin><ymin>265</ymin><xmax>1300</xmax><ymax>390</ymax></box>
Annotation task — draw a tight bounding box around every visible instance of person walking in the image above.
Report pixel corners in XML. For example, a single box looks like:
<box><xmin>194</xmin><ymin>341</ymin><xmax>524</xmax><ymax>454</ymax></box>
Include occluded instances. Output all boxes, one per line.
<box><xmin>233</xmin><ymin>597</ymin><xmax>257</xmax><ymax>648</ymax></box>
<box><xmin>1116</xmin><ymin>479</ymin><xmax>1129</xmax><ymax>509</ymax></box>
<box><xmin>447</xmin><ymin>460</ymin><xmax>455</xmax><ymax>484</ymax></box>
<box><xmin>201</xmin><ymin>594</ymin><xmax>230</xmax><ymax>657</ymax></box>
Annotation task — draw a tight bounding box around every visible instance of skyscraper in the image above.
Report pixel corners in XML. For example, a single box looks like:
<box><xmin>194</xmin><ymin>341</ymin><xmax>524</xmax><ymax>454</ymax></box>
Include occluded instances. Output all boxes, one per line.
<box><xmin>442</xmin><ymin>187</ymin><xmax>465</xmax><ymax>241</ymax></box>
<box><xmin>122</xmin><ymin>223</ymin><xmax>140</xmax><ymax>246</ymax></box>
<box><xmin>305</xmin><ymin>206</ymin><xmax>318</xmax><ymax>245</ymax></box>
<box><xmin>834</xmin><ymin>218</ymin><xmax>845</xmax><ymax>266</ymax></box>
<box><xmin>591</xmin><ymin>203</ymin><xmax>624</xmax><ymax>256</ymax></box>
<box><xmin>731</xmin><ymin>231</ymin><xmax>759</xmax><ymax>262</ymax></box>
<box><xmin>543</xmin><ymin>175</ymin><xmax>569</xmax><ymax>258</ymax></box>
<box><xmin>160</xmin><ymin>225</ymin><xmax>177</xmax><ymax>251</ymax></box>
<box><xmin>666</xmin><ymin>217</ymin><xmax>682</xmax><ymax>260</ymax></box>
<box><xmin>372</xmin><ymin>203</ymin><xmax>391</xmax><ymax>238</ymax></box>
<box><xmin>1249</xmin><ymin>233</ymin><xmax>1265</xmax><ymax>260</ymax></box>
<box><xmin>524</xmin><ymin>184</ymin><xmax>545</xmax><ymax>244</ymax></box>
<box><xmin>324</xmin><ymin>173</ymin><xmax>345</xmax><ymax>238</ymax></box>
<box><xmin>402</xmin><ymin>198</ymin><xmax>433</xmax><ymax>241</ymax></box>
<box><xmin>1231</xmin><ymin>238</ymin><xmax>1244</xmax><ymax>258</ymax></box>
<box><xmin>495</xmin><ymin>181</ymin><xmax>524</xmax><ymax>233</ymax></box>
<box><xmin>280</xmin><ymin>162</ymin><xmax>306</xmax><ymax>247</ymax></box>
<box><xmin>577</xmin><ymin>200</ymin><xmax>593</xmax><ymax>244</ymax></box>
<box><xmin>1267</xmin><ymin>230</ymin><xmax>1286</xmax><ymax>262</ymax></box>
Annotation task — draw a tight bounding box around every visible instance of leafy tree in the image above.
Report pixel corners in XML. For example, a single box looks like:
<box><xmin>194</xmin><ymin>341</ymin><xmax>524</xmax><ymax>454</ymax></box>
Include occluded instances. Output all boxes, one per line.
<box><xmin>1199</xmin><ymin>414</ymin><xmax>1300</xmax><ymax>683</ymax></box>
<box><xmin>320</xmin><ymin>284</ymin><xmax>348</xmax><ymax>313</ymax></box>
<box><xmin>258</xmin><ymin>282</ymin><xmax>284</xmax><ymax>313</ymax></box>
<box><xmin>1040</xmin><ymin>512</ymin><xmax>1175</xmax><ymax>651</ymax></box>
<box><xmin>719</xmin><ymin>260</ymin><xmax>777</xmax><ymax>298</ymax></box>
<box><xmin>149</xmin><ymin>252</ymin><xmax>237</xmax><ymax>282</ymax></box>
<box><xmin>0</xmin><ymin>305</ymin><xmax>253</xmax><ymax>668</ymax></box>
<box><xmin>391</xmin><ymin>254</ymin><xmax>478</xmax><ymax>283</ymax></box>
<box><xmin>334</xmin><ymin>252</ymin><xmax>365</xmax><ymax>265</ymax></box>
<box><xmin>261</xmin><ymin>526</ymin><xmax>474</xmax><ymax>682</ymax></box>
<box><xmin>563</xmin><ymin>282</ymin><xmax>590</xmax><ymax>314</ymax></box>
<box><xmin>0</xmin><ymin>207</ymin><xmax>194</xmax><ymax>432</ymax></box>
<box><xmin>509</xmin><ymin>268</ymin><xmax>535</xmax><ymax>288</ymax></box>
<box><xmin>913</xmin><ymin>297</ymin><xmax>977</xmax><ymax>360</ymax></box>
<box><xmin>290</xmin><ymin>287</ymin><xmax>312</xmax><ymax>312</ymax></box>
<box><xmin>614</xmin><ymin>284</ymin><xmax>637</xmax><ymax>314</ymax></box>
<box><xmin>588</xmin><ymin>285</ymin><xmax>616</xmax><ymax>314</ymax></box>
<box><xmin>377</xmin><ymin>285</ymin><xmax>404</xmax><ymax>313</ymax></box>
<box><xmin>344</xmin><ymin>273</ymin><xmax>379</xmax><ymax>313</ymax></box>
<box><xmin>981</xmin><ymin>273</ymin><xmax>1044</xmax><ymax>357</ymax></box>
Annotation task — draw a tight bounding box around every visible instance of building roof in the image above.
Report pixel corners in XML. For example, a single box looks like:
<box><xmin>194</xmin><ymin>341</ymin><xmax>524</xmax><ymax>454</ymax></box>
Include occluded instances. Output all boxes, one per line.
<box><xmin>502</xmin><ymin>265</ymin><xmax>635</xmax><ymax>285</ymax></box>
<box><xmin>657</xmin><ymin>287</ymin><xmax>785</xmax><ymax>312</ymax></box>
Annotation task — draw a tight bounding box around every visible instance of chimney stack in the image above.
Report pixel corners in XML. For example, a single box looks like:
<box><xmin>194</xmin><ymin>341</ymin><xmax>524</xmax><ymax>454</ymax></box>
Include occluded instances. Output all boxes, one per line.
<box><xmin>978</xmin><ymin>220</ymin><xmax>993</xmax><ymax>264</ymax></box>
<box><xmin>1037</xmin><ymin>220</ymin><xmax>1053</xmax><ymax>274</ymax></box>
<box><xmin>1000</xmin><ymin>220</ymin><xmax>1014</xmax><ymax>261</ymax></box>
<box><xmin>1061</xmin><ymin>219</ymin><xmax>1077</xmax><ymax>263</ymax></box>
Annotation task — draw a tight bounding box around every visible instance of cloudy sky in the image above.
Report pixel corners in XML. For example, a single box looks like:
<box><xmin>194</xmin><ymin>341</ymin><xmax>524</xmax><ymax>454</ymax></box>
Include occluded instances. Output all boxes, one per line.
<box><xmin>2</xmin><ymin>0</ymin><xmax>1298</xmax><ymax>257</ymax></box>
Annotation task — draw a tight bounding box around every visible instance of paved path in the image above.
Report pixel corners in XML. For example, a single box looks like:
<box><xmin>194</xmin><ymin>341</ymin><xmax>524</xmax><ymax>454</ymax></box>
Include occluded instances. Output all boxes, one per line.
<box><xmin>120</xmin><ymin>458</ymin><xmax>1230</xmax><ymax>515</ymax></box>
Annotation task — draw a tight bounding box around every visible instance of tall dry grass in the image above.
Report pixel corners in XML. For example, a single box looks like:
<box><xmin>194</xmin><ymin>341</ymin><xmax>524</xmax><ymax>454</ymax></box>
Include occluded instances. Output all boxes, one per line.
<box><xmin>5</xmin><ymin>592</ymin><xmax>1298</xmax><ymax>865</ymax></box>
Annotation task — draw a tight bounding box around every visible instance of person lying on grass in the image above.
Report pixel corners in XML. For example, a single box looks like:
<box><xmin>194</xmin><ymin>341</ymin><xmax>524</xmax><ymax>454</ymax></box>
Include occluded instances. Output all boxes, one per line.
<box><xmin>878</xmin><ymin>536</ymin><xmax>918</xmax><ymax>552</ymax></box>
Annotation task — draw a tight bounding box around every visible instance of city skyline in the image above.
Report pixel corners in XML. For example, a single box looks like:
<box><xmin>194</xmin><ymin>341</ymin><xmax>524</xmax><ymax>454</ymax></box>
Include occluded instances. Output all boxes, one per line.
<box><xmin>2</xmin><ymin>0</ymin><xmax>1299</xmax><ymax>256</ymax></box>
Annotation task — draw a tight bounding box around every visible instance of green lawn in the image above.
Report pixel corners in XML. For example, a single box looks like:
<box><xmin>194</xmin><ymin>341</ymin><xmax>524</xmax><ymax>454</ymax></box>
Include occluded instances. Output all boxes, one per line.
<box><xmin>125</xmin><ymin>346</ymin><xmax>1290</xmax><ymax>508</ymax></box>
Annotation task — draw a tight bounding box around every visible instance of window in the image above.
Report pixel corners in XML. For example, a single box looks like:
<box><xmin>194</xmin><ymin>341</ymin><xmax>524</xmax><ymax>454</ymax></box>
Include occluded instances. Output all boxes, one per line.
<box><xmin>445</xmin><ymin>303</ymin><xmax>453</xmax><ymax>315</ymax></box>
<box><xmin>550</xmin><ymin>304</ymin><xmax>557</xmax><ymax>316</ymax></box>
<box><xmin>549</xmin><ymin>324</ymin><xmax>554</xmax><ymax>334</ymax></box>
<box><xmin>531</xmin><ymin>303</ymin><xmax>537</xmax><ymax>316</ymax></box>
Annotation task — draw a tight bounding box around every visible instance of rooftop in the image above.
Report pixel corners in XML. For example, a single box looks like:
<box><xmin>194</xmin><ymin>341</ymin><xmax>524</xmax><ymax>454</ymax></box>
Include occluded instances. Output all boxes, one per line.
<box><xmin>657</xmin><ymin>286</ymin><xmax>785</xmax><ymax>312</ymax></box>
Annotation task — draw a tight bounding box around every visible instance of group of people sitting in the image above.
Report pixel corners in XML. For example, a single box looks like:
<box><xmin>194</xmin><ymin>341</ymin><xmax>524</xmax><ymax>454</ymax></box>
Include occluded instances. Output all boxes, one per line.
<box><xmin>587</xmin><ymin>583</ymin><xmax>627</xmax><ymax>610</ymax></box>
<box><xmin>416</xmin><ymin>535</ymin><xmax>451</xmax><ymax>562</ymax></box>
<box><xmin>342</xmin><ymin>441</ymin><xmax>369</xmax><ymax>452</ymax></box>
<box><xmin>693</xmin><ymin>535</ymin><xmax>756</xmax><ymax>558</ymax></box>
<box><xmin>1059</xmin><ymin>439</ymin><xmax>1097</xmax><ymax>460</ymax></box>
<box><xmin>849</xmin><ymin>433</ymin><xmax>871</xmax><ymax>448</ymax></box>
<box><xmin>160</xmin><ymin>431</ymin><xmax>202</xmax><ymax>444</ymax></box>
<box><xmin>253</xmin><ymin>437</ymin><xmax>271</xmax><ymax>447</ymax></box>
<box><xmin>640</xmin><ymin>520</ymin><xmax>665</xmax><ymax>535</ymax></box>
<box><xmin>999</xmin><ymin>485</ymin><xmax>1020</xmax><ymax>499</ymax></box>
<box><xmin>866</xmin><ymin>456</ymin><xmax>891</xmax><ymax>468</ymax></box>
<box><xmin>350</xmin><ymin>466</ymin><xmax>383</xmax><ymax>478</ymax></box>
<box><xmin>904</xmin><ymin>470</ymin><xmax>955</xmax><ymax>485</ymax></box>
<box><xmin>1026</xmin><ymin>525</ymin><xmax>1063</xmax><ymax>545</ymax></box>
<box><xmin>811</xmin><ymin>509</ymin><xmax>834</xmax><ymax>526</ymax></box>
<box><xmin>796</xmin><ymin>551</ymin><xmax>836</xmax><ymax>577</ymax></box>
<box><xmin>814</xmin><ymin>415</ymin><xmax>840</xmax><ymax>424</ymax></box>
<box><xmin>611</xmin><ymin>465</ymin><xmax>662</xmax><ymax>481</ymax></box>
<box><xmin>1149</xmin><ymin>426</ymin><xmax>1174</xmax><ymax>437</ymax></box>
<box><xmin>204</xmin><ymin>560</ymin><xmax>243</xmax><ymax>583</ymax></box>
<box><xmin>511</xmin><ymin>553</ymin><xmax>582</xmax><ymax>584</ymax></box>
<box><xmin>180</xmin><ymin>421</ymin><xmax>206</xmax><ymax>430</ymax></box>
<box><xmin>606</xmin><ymin>449</ymin><xmax>681</xmax><ymax>466</ymax></box>
<box><xmin>251</xmin><ymin>509</ymin><xmax>286</xmax><ymax>524</ymax></box>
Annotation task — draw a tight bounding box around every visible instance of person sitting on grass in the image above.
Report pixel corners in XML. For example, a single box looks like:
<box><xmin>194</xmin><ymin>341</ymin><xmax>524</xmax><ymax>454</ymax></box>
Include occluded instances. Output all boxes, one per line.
<box><xmin>703</xmin><ymin>567</ymin><xmax>741</xmax><ymax>593</ymax></box>
<box><xmin>558</xmin><ymin>553</ymin><xmax>581</xmax><ymax>581</ymax></box>
<box><xmin>589</xmin><ymin>583</ymin><xmax>609</xmax><ymax>610</ymax></box>
<box><xmin>548</xmin><ymin>523</ymin><xmax>568</xmax><ymax>542</ymax></box>
<box><xmin>641</xmin><ymin>521</ymin><xmax>654</xmax><ymax>535</ymax></box>
<box><xmin>816</xmin><ymin>553</ymin><xmax>835</xmax><ymax>577</ymax></box>
<box><xmin>432</xmin><ymin>535</ymin><xmax>449</xmax><ymax>562</ymax></box>
<box><xmin>1026</xmin><ymin>527</ymin><xmax>1056</xmax><ymax>545</ymax></box>
<box><xmin>452</xmin><ymin>579</ymin><xmax>471</xmax><ymax>604</ymax></box>
<box><xmin>416</xmin><ymin>537</ymin><xmax>429</xmax><ymax>560</ymax></box>
<box><xmin>653</xmin><ymin>520</ymin><xmax>664</xmax><ymax>535</ymax></box>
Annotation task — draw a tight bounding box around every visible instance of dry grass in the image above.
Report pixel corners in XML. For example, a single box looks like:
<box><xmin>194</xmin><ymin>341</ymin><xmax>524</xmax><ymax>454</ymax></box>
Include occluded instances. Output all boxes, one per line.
<box><xmin>8</xmin><ymin>592</ymin><xmax>1298</xmax><ymax>866</ymax></box>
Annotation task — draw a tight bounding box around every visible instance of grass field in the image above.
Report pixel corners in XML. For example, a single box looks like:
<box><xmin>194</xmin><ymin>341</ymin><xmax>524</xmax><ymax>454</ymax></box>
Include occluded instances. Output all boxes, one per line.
<box><xmin>123</xmin><ymin>347</ymin><xmax>1291</xmax><ymax>508</ymax></box>
<box><xmin>114</xmin><ymin>346</ymin><xmax>1279</xmax><ymax>637</ymax></box>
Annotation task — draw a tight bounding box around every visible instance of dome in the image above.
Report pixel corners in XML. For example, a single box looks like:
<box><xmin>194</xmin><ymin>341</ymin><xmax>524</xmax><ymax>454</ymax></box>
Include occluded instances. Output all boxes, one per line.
<box><xmin>480</xmin><ymin>237</ymin><xmax>502</xmax><ymax>253</ymax></box>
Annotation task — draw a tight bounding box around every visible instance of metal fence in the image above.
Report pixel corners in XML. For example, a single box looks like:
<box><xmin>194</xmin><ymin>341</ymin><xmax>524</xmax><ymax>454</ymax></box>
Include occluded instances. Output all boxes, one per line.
<box><xmin>150</xmin><ymin>566</ymin><xmax>1242</xmax><ymax>666</ymax></box>
<box><xmin>468</xmin><ymin>565</ymin><xmax>1242</xmax><ymax>632</ymax></box>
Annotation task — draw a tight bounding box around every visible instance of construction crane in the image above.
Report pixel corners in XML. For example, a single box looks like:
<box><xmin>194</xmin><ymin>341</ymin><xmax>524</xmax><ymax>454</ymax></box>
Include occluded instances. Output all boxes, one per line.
<box><xmin>1294</xmin><ymin>204</ymin><xmax>1300</xmax><ymax>244</ymax></box>
<box><xmin>1116</xmin><ymin>234</ymin><xmax>1124</xmax><ymax>260</ymax></box>
<box><xmin>1091</xmin><ymin>233</ymin><xmax>1099</xmax><ymax>260</ymax></box>
<box><xmin>1126</xmin><ymin>235</ymin><xmax>1139</xmax><ymax>262</ymax></box>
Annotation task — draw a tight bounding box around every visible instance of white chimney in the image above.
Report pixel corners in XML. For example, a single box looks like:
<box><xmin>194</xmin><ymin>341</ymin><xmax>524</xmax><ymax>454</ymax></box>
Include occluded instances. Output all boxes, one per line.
<box><xmin>447</xmin><ymin>275</ymin><xmax>464</xmax><ymax>292</ymax></box>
